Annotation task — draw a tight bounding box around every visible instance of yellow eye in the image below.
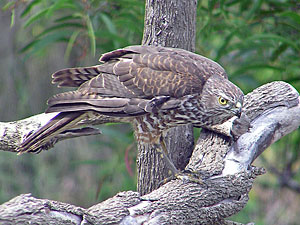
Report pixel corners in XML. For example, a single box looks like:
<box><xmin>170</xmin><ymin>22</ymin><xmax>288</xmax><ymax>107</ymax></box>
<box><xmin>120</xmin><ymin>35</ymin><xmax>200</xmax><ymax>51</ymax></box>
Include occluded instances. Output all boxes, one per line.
<box><xmin>218</xmin><ymin>97</ymin><xmax>228</xmax><ymax>105</ymax></box>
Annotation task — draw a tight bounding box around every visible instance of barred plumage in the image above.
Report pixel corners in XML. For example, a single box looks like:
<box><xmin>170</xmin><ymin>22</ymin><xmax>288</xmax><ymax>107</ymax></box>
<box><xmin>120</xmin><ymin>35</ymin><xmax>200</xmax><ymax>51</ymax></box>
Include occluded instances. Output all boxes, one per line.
<box><xmin>18</xmin><ymin>45</ymin><xmax>243</xmax><ymax>154</ymax></box>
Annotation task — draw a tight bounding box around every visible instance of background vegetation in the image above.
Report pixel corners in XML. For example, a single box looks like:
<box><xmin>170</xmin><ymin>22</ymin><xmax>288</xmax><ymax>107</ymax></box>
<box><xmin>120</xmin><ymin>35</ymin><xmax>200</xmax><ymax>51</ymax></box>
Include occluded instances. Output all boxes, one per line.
<box><xmin>0</xmin><ymin>0</ymin><xmax>299</xmax><ymax>224</ymax></box>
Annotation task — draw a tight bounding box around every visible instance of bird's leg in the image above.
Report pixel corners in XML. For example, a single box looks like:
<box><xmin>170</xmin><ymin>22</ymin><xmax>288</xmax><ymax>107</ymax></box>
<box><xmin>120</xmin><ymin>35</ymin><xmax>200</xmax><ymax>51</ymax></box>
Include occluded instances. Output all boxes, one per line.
<box><xmin>155</xmin><ymin>136</ymin><xmax>179</xmax><ymax>175</ymax></box>
<box><xmin>156</xmin><ymin>136</ymin><xmax>205</xmax><ymax>186</ymax></box>
<box><xmin>155</xmin><ymin>136</ymin><xmax>203</xmax><ymax>185</ymax></box>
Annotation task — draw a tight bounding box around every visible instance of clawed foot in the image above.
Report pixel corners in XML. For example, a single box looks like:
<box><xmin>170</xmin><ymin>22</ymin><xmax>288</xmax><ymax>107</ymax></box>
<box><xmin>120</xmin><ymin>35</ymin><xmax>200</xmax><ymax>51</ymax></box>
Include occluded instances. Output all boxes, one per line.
<box><xmin>154</xmin><ymin>137</ymin><xmax>208</xmax><ymax>187</ymax></box>
<box><xmin>159</xmin><ymin>170</ymin><xmax>208</xmax><ymax>187</ymax></box>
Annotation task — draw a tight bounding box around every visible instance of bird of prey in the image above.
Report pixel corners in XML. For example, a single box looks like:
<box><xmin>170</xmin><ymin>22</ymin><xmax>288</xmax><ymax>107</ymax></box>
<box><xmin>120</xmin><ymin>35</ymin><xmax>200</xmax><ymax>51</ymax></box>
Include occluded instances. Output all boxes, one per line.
<box><xmin>17</xmin><ymin>45</ymin><xmax>244</xmax><ymax>174</ymax></box>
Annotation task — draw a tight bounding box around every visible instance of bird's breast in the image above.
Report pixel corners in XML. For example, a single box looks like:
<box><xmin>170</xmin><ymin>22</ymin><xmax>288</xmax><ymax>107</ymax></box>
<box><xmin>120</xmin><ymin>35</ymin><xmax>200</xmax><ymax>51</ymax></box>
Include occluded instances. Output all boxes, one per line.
<box><xmin>133</xmin><ymin>101</ymin><xmax>204</xmax><ymax>144</ymax></box>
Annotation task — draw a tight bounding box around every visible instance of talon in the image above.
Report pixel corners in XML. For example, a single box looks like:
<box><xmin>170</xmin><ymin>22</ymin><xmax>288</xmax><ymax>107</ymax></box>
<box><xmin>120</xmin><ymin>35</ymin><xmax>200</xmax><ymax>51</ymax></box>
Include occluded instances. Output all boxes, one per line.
<box><xmin>158</xmin><ymin>170</ymin><xmax>206</xmax><ymax>186</ymax></box>
<box><xmin>174</xmin><ymin>170</ymin><xmax>205</xmax><ymax>185</ymax></box>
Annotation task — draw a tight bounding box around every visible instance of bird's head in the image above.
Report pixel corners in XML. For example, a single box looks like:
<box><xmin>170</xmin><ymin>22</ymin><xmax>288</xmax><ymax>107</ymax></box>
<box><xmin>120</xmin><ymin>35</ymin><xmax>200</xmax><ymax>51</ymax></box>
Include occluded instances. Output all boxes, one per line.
<box><xmin>200</xmin><ymin>75</ymin><xmax>244</xmax><ymax>124</ymax></box>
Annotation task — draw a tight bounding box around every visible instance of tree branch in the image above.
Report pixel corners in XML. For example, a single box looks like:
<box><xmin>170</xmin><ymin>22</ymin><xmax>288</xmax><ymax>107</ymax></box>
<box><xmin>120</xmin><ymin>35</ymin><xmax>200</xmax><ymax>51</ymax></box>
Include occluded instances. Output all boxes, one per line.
<box><xmin>0</xmin><ymin>81</ymin><xmax>299</xmax><ymax>224</ymax></box>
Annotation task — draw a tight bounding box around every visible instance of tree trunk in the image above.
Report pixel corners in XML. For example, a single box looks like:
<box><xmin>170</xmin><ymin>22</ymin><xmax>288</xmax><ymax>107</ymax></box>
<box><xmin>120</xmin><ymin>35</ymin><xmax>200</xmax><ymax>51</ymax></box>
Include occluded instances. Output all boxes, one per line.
<box><xmin>137</xmin><ymin>0</ymin><xmax>197</xmax><ymax>195</ymax></box>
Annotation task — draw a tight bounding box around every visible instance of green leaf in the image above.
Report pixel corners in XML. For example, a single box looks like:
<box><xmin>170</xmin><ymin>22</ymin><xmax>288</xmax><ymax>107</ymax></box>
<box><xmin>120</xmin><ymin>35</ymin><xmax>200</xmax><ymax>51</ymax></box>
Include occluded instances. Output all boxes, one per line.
<box><xmin>10</xmin><ymin>8</ymin><xmax>15</xmax><ymax>27</ymax></box>
<box><xmin>208</xmin><ymin>0</ymin><xmax>218</xmax><ymax>12</ymax></box>
<box><xmin>270</xmin><ymin>43</ymin><xmax>288</xmax><ymax>61</ymax></box>
<box><xmin>280</xmin><ymin>11</ymin><xmax>300</xmax><ymax>25</ymax></box>
<box><xmin>71</xmin><ymin>12</ymin><xmax>96</xmax><ymax>55</ymax></box>
<box><xmin>100</xmin><ymin>13</ymin><xmax>117</xmax><ymax>34</ymax></box>
<box><xmin>215</xmin><ymin>30</ymin><xmax>237</xmax><ymax>61</ymax></box>
<box><xmin>245</xmin><ymin>0</ymin><xmax>263</xmax><ymax>20</ymax></box>
<box><xmin>95</xmin><ymin>31</ymin><xmax>128</xmax><ymax>44</ymax></box>
<box><xmin>115</xmin><ymin>17</ymin><xmax>142</xmax><ymax>34</ymax></box>
<box><xmin>64</xmin><ymin>30</ymin><xmax>81</xmax><ymax>61</ymax></box>
<box><xmin>55</xmin><ymin>15</ymin><xmax>80</xmax><ymax>23</ymax></box>
<box><xmin>24</xmin><ymin>8</ymin><xmax>49</xmax><ymax>28</ymax></box>
<box><xmin>36</xmin><ymin>23</ymin><xmax>83</xmax><ymax>39</ymax></box>
<box><xmin>246</xmin><ymin>34</ymin><xmax>300</xmax><ymax>51</ymax></box>
<box><xmin>21</xmin><ymin>0</ymin><xmax>41</xmax><ymax>18</ymax></box>
<box><xmin>72</xmin><ymin>12</ymin><xmax>85</xmax><ymax>19</ymax></box>
<box><xmin>2</xmin><ymin>1</ymin><xmax>15</xmax><ymax>11</ymax></box>
<box><xmin>20</xmin><ymin>39</ymin><xmax>40</xmax><ymax>53</ymax></box>
<box><xmin>100</xmin><ymin>13</ymin><xmax>120</xmax><ymax>48</ymax></box>
<box><xmin>100</xmin><ymin>126</ymin><xmax>133</xmax><ymax>144</ymax></box>
<box><xmin>86</xmin><ymin>15</ymin><xmax>96</xmax><ymax>57</ymax></box>
<box><xmin>20</xmin><ymin>32</ymin><xmax>68</xmax><ymax>53</ymax></box>
<box><xmin>46</xmin><ymin>0</ymin><xmax>78</xmax><ymax>18</ymax></box>
<box><xmin>232</xmin><ymin>64</ymin><xmax>285</xmax><ymax>77</ymax></box>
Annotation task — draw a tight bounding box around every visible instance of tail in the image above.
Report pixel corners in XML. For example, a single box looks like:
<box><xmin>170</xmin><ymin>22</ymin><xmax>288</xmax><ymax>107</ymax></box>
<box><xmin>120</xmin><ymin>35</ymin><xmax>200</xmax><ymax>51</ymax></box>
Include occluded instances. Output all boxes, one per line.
<box><xmin>17</xmin><ymin>111</ymin><xmax>86</xmax><ymax>154</ymax></box>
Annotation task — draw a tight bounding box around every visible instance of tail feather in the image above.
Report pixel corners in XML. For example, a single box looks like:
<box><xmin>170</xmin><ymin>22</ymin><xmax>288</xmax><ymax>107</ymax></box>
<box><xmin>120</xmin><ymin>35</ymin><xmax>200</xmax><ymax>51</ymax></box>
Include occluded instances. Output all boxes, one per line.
<box><xmin>17</xmin><ymin>112</ymin><xmax>86</xmax><ymax>154</ymax></box>
<box><xmin>52</xmin><ymin>66</ymin><xmax>101</xmax><ymax>87</ymax></box>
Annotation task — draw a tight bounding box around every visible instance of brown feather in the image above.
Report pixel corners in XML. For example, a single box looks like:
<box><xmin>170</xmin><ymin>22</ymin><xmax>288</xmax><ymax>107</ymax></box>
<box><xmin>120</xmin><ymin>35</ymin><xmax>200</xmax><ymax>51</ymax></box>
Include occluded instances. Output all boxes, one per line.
<box><xmin>18</xmin><ymin>112</ymin><xmax>85</xmax><ymax>153</ymax></box>
<box><xmin>19</xmin><ymin>45</ymin><xmax>241</xmax><ymax>153</ymax></box>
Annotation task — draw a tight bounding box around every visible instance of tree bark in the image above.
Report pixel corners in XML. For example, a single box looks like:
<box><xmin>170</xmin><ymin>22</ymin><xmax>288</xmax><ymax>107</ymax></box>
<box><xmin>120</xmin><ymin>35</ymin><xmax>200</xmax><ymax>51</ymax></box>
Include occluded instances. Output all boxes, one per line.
<box><xmin>137</xmin><ymin>0</ymin><xmax>197</xmax><ymax>195</ymax></box>
<box><xmin>0</xmin><ymin>81</ymin><xmax>299</xmax><ymax>224</ymax></box>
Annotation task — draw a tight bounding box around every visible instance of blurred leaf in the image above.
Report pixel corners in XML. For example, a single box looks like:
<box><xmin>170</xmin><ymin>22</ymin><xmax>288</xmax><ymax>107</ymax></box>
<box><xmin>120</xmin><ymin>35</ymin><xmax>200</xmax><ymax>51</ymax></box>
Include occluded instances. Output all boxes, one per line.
<box><xmin>10</xmin><ymin>8</ymin><xmax>15</xmax><ymax>27</ymax></box>
<box><xmin>94</xmin><ymin>31</ymin><xmax>129</xmax><ymax>45</ymax></box>
<box><xmin>86</xmin><ymin>15</ymin><xmax>96</xmax><ymax>57</ymax></box>
<box><xmin>54</xmin><ymin>15</ymin><xmax>80</xmax><ymax>22</ymax></box>
<box><xmin>100</xmin><ymin>13</ymin><xmax>119</xmax><ymax>49</ymax></box>
<box><xmin>100</xmin><ymin>125</ymin><xmax>133</xmax><ymax>145</ymax></box>
<box><xmin>270</xmin><ymin>43</ymin><xmax>288</xmax><ymax>61</ymax></box>
<box><xmin>246</xmin><ymin>34</ymin><xmax>300</xmax><ymax>51</ymax></box>
<box><xmin>231</xmin><ymin>75</ymin><xmax>259</xmax><ymax>92</ymax></box>
<box><xmin>20</xmin><ymin>39</ymin><xmax>40</xmax><ymax>53</ymax></box>
<box><xmin>2</xmin><ymin>1</ymin><xmax>15</xmax><ymax>11</ymax></box>
<box><xmin>71</xmin><ymin>159</ymin><xmax>105</xmax><ymax>165</ymax></box>
<box><xmin>215</xmin><ymin>30</ymin><xmax>237</xmax><ymax>61</ymax></box>
<box><xmin>232</xmin><ymin>64</ymin><xmax>285</xmax><ymax>77</ymax></box>
<box><xmin>24</xmin><ymin>8</ymin><xmax>49</xmax><ymax>28</ymax></box>
<box><xmin>46</xmin><ymin>0</ymin><xmax>77</xmax><ymax>18</ymax></box>
<box><xmin>245</xmin><ymin>0</ymin><xmax>263</xmax><ymax>20</ymax></box>
<box><xmin>36</xmin><ymin>23</ymin><xmax>83</xmax><ymax>39</ymax></box>
<box><xmin>20</xmin><ymin>0</ymin><xmax>41</xmax><ymax>17</ymax></box>
<box><xmin>285</xmin><ymin>77</ymin><xmax>300</xmax><ymax>84</ymax></box>
<box><xmin>21</xmin><ymin>32</ymin><xmax>69</xmax><ymax>54</ymax></box>
<box><xmin>280</xmin><ymin>11</ymin><xmax>300</xmax><ymax>25</ymax></box>
<box><xmin>72</xmin><ymin>11</ymin><xmax>96</xmax><ymax>56</ymax></box>
<box><xmin>208</xmin><ymin>0</ymin><xmax>218</xmax><ymax>11</ymax></box>
<box><xmin>115</xmin><ymin>17</ymin><xmax>143</xmax><ymax>34</ymax></box>
<box><xmin>64</xmin><ymin>30</ymin><xmax>81</xmax><ymax>60</ymax></box>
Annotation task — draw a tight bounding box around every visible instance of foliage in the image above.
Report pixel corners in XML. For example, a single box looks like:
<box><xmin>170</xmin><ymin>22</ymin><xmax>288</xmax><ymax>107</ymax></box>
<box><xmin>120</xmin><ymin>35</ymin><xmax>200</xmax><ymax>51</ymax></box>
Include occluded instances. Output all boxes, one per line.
<box><xmin>1</xmin><ymin>0</ymin><xmax>300</xmax><ymax>224</ymax></box>
<box><xmin>196</xmin><ymin>0</ymin><xmax>300</xmax><ymax>92</ymax></box>
<box><xmin>195</xmin><ymin>1</ymin><xmax>300</xmax><ymax>224</ymax></box>
<box><xmin>2</xmin><ymin>0</ymin><xmax>144</xmax><ymax>59</ymax></box>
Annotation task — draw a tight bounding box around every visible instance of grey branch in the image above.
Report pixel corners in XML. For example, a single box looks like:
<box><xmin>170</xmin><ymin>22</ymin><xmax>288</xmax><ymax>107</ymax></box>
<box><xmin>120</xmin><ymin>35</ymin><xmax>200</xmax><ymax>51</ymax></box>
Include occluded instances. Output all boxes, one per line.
<box><xmin>0</xmin><ymin>81</ymin><xmax>299</xmax><ymax>225</ymax></box>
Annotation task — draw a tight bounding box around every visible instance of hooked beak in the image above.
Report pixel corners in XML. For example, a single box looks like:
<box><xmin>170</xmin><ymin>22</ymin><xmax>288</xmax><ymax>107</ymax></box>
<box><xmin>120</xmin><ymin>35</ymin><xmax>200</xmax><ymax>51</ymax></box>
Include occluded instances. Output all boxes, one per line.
<box><xmin>233</xmin><ymin>102</ymin><xmax>242</xmax><ymax>118</ymax></box>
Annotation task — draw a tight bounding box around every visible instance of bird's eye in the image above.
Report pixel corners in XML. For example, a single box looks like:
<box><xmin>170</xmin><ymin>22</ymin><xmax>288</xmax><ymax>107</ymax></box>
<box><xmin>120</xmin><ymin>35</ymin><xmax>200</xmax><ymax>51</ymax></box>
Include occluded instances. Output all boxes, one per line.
<box><xmin>218</xmin><ymin>97</ymin><xmax>228</xmax><ymax>105</ymax></box>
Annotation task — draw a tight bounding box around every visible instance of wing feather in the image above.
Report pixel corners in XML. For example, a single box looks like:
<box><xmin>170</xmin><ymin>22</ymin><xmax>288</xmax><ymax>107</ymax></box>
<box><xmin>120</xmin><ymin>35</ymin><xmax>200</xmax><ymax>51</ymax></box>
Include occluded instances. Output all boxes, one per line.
<box><xmin>48</xmin><ymin>45</ymin><xmax>227</xmax><ymax>115</ymax></box>
<box><xmin>19</xmin><ymin>45</ymin><xmax>229</xmax><ymax>153</ymax></box>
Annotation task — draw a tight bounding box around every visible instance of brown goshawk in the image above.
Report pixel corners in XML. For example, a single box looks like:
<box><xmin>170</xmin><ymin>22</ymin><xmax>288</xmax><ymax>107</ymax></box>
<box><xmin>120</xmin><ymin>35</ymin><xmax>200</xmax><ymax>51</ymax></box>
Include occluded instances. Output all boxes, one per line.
<box><xmin>18</xmin><ymin>45</ymin><xmax>244</xmax><ymax>173</ymax></box>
